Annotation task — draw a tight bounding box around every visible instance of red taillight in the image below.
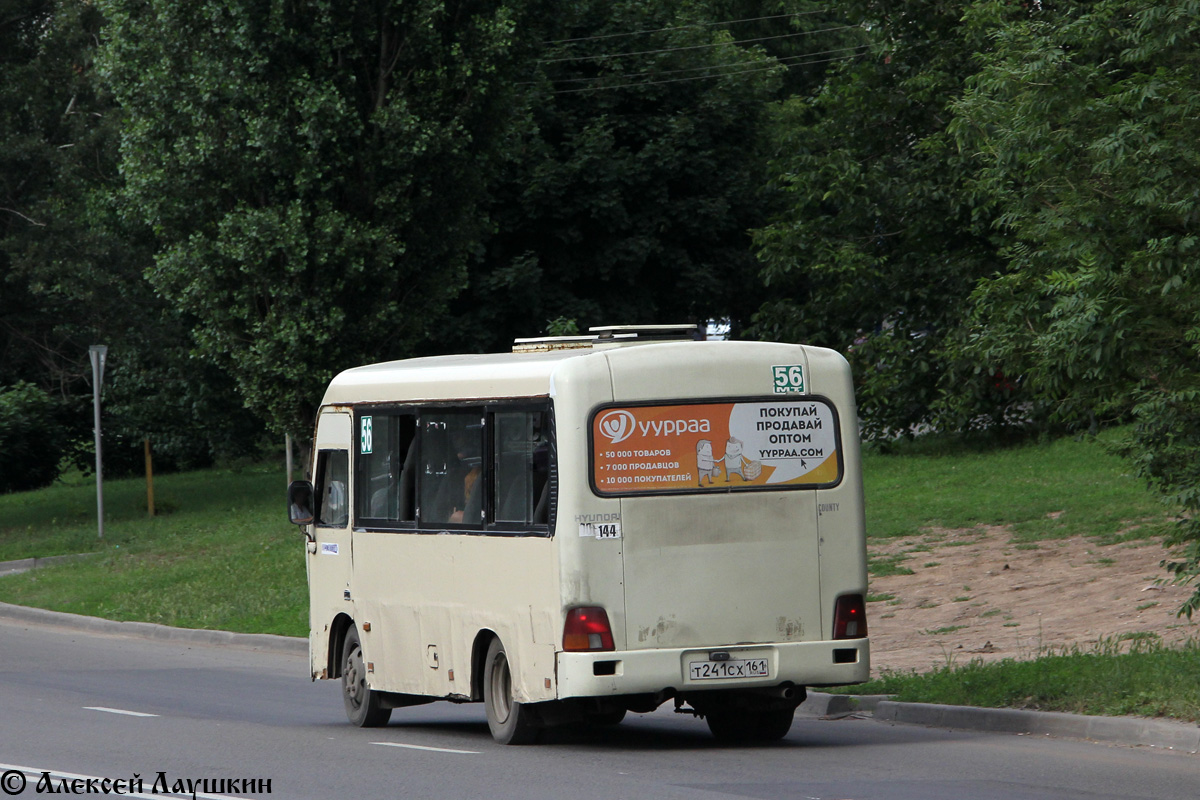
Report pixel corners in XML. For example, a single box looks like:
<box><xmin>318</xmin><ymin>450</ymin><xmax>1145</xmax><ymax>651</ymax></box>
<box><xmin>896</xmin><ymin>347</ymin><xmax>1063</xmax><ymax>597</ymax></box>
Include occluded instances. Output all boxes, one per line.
<box><xmin>833</xmin><ymin>594</ymin><xmax>867</xmax><ymax>639</ymax></box>
<box><xmin>563</xmin><ymin>607</ymin><xmax>615</xmax><ymax>652</ymax></box>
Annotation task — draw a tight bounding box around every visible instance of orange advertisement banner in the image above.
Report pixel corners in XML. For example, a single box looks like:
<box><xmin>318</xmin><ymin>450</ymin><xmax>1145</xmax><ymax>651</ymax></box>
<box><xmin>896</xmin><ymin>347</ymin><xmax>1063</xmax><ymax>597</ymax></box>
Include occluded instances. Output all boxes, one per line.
<box><xmin>590</xmin><ymin>399</ymin><xmax>840</xmax><ymax>495</ymax></box>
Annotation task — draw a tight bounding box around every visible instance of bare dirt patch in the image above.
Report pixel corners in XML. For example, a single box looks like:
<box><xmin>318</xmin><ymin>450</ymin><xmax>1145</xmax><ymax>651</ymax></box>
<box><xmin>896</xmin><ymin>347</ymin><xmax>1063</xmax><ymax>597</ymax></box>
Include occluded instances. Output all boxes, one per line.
<box><xmin>867</xmin><ymin>525</ymin><xmax>1200</xmax><ymax>674</ymax></box>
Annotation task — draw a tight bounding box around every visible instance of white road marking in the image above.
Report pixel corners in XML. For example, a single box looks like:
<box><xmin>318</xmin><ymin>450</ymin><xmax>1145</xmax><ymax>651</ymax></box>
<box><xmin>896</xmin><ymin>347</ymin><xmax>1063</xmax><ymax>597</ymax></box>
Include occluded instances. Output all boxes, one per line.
<box><xmin>0</xmin><ymin>761</ymin><xmax>248</xmax><ymax>799</ymax></box>
<box><xmin>84</xmin><ymin>705</ymin><xmax>159</xmax><ymax>717</ymax></box>
<box><xmin>371</xmin><ymin>741</ymin><xmax>480</xmax><ymax>755</ymax></box>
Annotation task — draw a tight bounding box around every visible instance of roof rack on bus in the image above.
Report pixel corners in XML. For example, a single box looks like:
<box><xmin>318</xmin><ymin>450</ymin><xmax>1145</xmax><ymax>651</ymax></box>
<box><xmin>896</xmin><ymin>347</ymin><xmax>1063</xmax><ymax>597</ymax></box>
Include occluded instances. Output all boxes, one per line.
<box><xmin>512</xmin><ymin>324</ymin><xmax>702</xmax><ymax>353</ymax></box>
<box><xmin>511</xmin><ymin>335</ymin><xmax>597</xmax><ymax>353</ymax></box>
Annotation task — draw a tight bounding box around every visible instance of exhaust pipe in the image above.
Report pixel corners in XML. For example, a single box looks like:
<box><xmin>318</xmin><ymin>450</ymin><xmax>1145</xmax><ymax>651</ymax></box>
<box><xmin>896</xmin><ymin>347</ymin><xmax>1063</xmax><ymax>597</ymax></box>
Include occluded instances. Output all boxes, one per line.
<box><xmin>746</xmin><ymin>683</ymin><xmax>799</xmax><ymax>700</ymax></box>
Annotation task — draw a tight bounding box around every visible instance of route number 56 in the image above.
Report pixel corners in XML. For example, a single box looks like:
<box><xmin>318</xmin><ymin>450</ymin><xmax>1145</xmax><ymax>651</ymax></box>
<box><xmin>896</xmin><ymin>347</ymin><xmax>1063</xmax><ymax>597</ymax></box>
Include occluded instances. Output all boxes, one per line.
<box><xmin>772</xmin><ymin>365</ymin><xmax>804</xmax><ymax>394</ymax></box>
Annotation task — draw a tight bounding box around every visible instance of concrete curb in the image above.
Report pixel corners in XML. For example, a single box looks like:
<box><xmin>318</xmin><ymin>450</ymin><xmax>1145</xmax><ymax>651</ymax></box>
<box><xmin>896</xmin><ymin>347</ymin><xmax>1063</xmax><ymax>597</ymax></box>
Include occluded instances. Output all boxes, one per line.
<box><xmin>0</xmin><ymin>602</ymin><xmax>307</xmax><ymax>656</ymax></box>
<box><xmin>800</xmin><ymin>691</ymin><xmax>891</xmax><ymax>716</ymax></box>
<box><xmin>0</xmin><ymin>553</ymin><xmax>99</xmax><ymax>578</ymax></box>
<box><xmin>873</xmin><ymin>699</ymin><xmax>1200</xmax><ymax>753</ymax></box>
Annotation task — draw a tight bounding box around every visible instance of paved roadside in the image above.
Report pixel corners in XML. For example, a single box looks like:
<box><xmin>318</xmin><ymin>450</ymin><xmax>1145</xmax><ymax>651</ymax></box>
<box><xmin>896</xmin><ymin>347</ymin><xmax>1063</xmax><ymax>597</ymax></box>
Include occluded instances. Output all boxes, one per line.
<box><xmin>2</xmin><ymin>600</ymin><xmax>1196</xmax><ymax>753</ymax></box>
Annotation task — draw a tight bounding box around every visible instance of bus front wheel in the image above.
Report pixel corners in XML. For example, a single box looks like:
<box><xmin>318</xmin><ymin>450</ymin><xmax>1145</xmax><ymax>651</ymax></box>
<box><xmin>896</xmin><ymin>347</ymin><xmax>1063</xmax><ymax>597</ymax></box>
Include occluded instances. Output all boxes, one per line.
<box><xmin>483</xmin><ymin>638</ymin><xmax>539</xmax><ymax>744</ymax></box>
<box><xmin>341</xmin><ymin>626</ymin><xmax>392</xmax><ymax>727</ymax></box>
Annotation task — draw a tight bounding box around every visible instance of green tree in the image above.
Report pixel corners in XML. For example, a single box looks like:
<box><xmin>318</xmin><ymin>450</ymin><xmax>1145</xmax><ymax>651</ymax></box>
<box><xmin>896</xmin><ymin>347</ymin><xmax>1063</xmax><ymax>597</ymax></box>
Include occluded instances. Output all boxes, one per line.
<box><xmin>443</xmin><ymin>0</ymin><xmax>799</xmax><ymax>352</ymax></box>
<box><xmin>703</xmin><ymin>0</ymin><xmax>871</xmax><ymax>99</ymax></box>
<box><xmin>1</xmin><ymin>1</ymin><xmax>264</xmax><ymax>481</ymax></box>
<box><xmin>0</xmin><ymin>382</ymin><xmax>69</xmax><ymax>492</ymax></box>
<box><xmin>0</xmin><ymin>0</ymin><xmax>113</xmax><ymax>396</ymax></box>
<box><xmin>751</xmin><ymin>1</ymin><xmax>1019</xmax><ymax>441</ymax></box>
<box><xmin>99</xmin><ymin>0</ymin><xmax>530</xmax><ymax>446</ymax></box>
<box><xmin>951</xmin><ymin>0</ymin><xmax>1200</xmax><ymax>614</ymax></box>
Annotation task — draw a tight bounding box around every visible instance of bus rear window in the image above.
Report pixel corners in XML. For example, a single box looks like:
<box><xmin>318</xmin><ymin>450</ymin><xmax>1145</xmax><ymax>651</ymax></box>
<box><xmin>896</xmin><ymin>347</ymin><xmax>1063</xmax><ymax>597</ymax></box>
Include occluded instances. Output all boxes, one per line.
<box><xmin>589</xmin><ymin>397</ymin><xmax>841</xmax><ymax>497</ymax></box>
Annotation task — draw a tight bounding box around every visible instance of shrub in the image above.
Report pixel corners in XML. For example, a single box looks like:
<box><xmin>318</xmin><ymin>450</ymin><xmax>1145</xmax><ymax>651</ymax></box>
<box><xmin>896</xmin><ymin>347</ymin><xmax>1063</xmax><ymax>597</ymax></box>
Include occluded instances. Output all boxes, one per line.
<box><xmin>0</xmin><ymin>382</ymin><xmax>69</xmax><ymax>493</ymax></box>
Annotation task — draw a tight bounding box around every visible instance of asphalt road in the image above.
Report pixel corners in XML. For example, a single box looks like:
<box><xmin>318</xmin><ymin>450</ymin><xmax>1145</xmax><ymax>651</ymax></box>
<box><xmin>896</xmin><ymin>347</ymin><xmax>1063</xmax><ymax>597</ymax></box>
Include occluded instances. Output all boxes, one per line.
<box><xmin>0</xmin><ymin>619</ymin><xmax>1195</xmax><ymax>800</ymax></box>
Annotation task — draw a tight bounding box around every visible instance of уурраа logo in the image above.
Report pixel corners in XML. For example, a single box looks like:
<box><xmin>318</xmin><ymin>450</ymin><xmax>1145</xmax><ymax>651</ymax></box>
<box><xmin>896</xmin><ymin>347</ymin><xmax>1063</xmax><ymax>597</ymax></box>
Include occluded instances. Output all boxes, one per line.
<box><xmin>597</xmin><ymin>410</ymin><xmax>636</xmax><ymax>444</ymax></box>
<box><xmin>598</xmin><ymin>408</ymin><xmax>715</xmax><ymax>444</ymax></box>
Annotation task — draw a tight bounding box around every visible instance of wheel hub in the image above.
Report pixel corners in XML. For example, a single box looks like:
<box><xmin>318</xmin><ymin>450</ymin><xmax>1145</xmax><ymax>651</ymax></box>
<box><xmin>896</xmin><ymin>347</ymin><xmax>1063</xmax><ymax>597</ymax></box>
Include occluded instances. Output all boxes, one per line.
<box><xmin>345</xmin><ymin>647</ymin><xmax>365</xmax><ymax>708</ymax></box>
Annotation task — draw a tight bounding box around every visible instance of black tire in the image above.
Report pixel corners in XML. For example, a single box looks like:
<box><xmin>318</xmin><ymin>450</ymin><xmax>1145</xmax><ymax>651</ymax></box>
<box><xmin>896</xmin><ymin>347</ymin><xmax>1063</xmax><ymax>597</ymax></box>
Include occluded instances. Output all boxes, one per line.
<box><xmin>706</xmin><ymin>707</ymin><xmax>794</xmax><ymax>742</ymax></box>
<box><xmin>753</xmin><ymin>707</ymin><xmax>796</xmax><ymax>741</ymax></box>
<box><xmin>585</xmin><ymin>708</ymin><xmax>627</xmax><ymax>727</ymax></box>
<box><xmin>482</xmin><ymin>637</ymin><xmax>540</xmax><ymax>745</ymax></box>
<box><xmin>342</xmin><ymin>626</ymin><xmax>392</xmax><ymax>727</ymax></box>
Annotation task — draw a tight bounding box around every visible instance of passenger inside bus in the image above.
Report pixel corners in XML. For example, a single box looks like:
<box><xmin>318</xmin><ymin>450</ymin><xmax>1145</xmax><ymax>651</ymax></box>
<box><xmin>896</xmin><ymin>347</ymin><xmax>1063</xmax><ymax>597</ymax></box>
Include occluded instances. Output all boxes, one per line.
<box><xmin>447</xmin><ymin>427</ymin><xmax>482</xmax><ymax>524</ymax></box>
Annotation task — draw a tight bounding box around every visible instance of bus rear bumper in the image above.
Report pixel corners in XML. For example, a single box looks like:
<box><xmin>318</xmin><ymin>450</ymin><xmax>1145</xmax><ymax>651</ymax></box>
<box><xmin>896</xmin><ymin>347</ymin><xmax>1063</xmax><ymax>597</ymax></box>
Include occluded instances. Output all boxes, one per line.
<box><xmin>555</xmin><ymin>638</ymin><xmax>870</xmax><ymax>700</ymax></box>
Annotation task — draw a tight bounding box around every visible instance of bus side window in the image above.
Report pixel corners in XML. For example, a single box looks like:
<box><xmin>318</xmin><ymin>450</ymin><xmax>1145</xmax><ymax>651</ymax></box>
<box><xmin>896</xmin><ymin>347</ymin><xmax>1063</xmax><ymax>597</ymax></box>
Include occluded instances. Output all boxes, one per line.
<box><xmin>314</xmin><ymin>449</ymin><xmax>349</xmax><ymax>527</ymax></box>
<box><xmin>420</xmin><ymin>411</ymin><xmax>483</xmax><ymax>527</ymax></box>
<box><xmin>493</xmin><ymin>409</ymin><xmax>550</xmax><ymax>526</ymax></box>
<box><xmin>356</xmin><ymin>414</ymin><xmax>417</xmax><ymax>526</ymax></box>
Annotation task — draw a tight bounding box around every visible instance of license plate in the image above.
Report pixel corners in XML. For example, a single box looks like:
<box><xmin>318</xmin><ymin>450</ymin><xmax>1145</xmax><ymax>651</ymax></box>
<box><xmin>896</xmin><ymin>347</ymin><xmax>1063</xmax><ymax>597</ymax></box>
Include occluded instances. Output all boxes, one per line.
<box><xmin>688</xmin><ymin>658</ymin><xmax>770</xmax><ymax>681</ymax></box>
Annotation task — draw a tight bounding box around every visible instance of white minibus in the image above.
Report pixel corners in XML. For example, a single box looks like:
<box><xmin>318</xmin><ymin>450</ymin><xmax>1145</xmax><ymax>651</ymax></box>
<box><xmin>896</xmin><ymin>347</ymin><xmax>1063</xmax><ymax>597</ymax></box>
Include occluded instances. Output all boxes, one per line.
<box><xmin>288</xmin><ymin>324</ymin><xmax>869</xmax><ymax>744</ymax></box>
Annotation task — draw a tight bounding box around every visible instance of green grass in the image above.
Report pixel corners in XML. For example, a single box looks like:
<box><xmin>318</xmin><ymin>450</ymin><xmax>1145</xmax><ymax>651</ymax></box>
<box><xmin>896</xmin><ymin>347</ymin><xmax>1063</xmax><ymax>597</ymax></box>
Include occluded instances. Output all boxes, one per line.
<box><xmin>0</xmin><ymin>465</ymin><xmax>306</xmax><ymax>636</ymax></box>
<box><xmin>868</xmin><ymin>554</ymin><xmax>914</xmax><ymax>577</ymax></box>
<box><xmin>863</xmin><ymin>428</ymin><xmax>1172</xmax><ymax>544</ymax></box>
<box><xmin>925</xmin><ymin>625</ymin><xmax>967</xmax><ymax>635</ymax></box>
<box><xmin>839</xmin><ymin>639</ymin><xmax>1200</xmax><ymax>722</ymax></box>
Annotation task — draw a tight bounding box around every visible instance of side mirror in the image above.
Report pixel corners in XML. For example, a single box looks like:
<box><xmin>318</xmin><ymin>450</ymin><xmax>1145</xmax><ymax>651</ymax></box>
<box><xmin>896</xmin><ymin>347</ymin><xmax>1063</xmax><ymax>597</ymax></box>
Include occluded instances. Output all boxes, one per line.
<box><xmin>288</xmin><ymin>480</ymin><xmax>315</xmax><ymax>527</ymax></box>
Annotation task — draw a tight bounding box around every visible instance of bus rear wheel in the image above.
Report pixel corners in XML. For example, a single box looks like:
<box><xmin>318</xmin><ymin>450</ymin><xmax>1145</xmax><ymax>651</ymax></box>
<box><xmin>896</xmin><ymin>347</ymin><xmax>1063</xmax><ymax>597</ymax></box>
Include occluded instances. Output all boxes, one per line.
<box><xmin>706</xmin><ymin>707</ymin><xmax>795</xmax><ymax>742</ymax></box>
<box><xmin>585</xmin><ymin>707</ymin><xmax>627</xmax><ymax>727</ymax></box>
<box><xmin>342</xmin><ymin>626</ymin><xmax>391</xmax><ymax>727</ymax></box>
<box><xmin>483</xmin><ymin>638</ymin><xmax>539</xmax><ymax>744</ymax></box>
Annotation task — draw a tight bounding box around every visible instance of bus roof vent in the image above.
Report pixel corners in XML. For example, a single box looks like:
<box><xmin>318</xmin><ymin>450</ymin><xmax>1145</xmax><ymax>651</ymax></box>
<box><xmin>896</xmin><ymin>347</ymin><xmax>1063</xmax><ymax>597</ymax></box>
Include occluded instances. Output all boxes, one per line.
<box><xmin>513</xmin><ymin>324</ymin><xmax>702</xmax><ymax>352</ymax></box>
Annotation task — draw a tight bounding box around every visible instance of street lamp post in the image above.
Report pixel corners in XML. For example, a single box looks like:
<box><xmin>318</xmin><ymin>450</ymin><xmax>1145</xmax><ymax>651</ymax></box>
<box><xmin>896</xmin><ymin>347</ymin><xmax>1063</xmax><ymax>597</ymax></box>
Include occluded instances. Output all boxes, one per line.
<box><xmin>89</xmin><ymin>345</ymin><xmax>107</xmax><ymax>540</ymax></box>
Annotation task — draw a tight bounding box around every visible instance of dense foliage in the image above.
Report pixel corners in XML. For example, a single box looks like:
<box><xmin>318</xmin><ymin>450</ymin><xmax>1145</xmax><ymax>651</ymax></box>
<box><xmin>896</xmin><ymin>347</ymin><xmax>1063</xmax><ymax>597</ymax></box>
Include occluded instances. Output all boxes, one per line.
<box><xmin>444</xmin><ymin>1</ymin><xmax>864</xmax><ymax>352</ymax></box>
<box><xmin>950</xmin><ymin>0</ymin><xmax>1200</xmax><ymax>615</ymax></box>
<box><xmin>99</xmin><ymin>0</ymin><xmax>536</xmax><ymax>440</ymax></box>
<box><xmin>0</xmin><ymin>0</ymin><xmax>262</xmax><ymax>481</ymax></box>
<box><xmin>0</xmin><ymin>382</ymin><xmax>69</xmax><ymax>492</ymax></box>
<box><xmin>445</xmin><ymin>1</ymin><xmax>779</xmax><ymax>351</ymax></box>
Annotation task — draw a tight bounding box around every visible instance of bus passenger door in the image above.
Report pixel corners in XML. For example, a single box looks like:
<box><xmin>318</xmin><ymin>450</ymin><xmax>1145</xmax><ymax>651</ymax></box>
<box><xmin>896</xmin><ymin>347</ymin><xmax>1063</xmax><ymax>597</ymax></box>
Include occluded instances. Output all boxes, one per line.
<box><xmin>307</xmin><ymin>409</ymin><xmax>354</xmax><ymax>680</ymax></box>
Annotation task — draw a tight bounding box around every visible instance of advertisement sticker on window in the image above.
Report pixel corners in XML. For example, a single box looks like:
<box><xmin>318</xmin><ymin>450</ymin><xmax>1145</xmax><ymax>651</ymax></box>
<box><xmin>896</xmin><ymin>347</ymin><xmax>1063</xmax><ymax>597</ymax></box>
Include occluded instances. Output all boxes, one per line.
<box><xmin>590</xmin><ymin>398</ymin><xmax>841</xmax><ymax>496</ymax></box>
